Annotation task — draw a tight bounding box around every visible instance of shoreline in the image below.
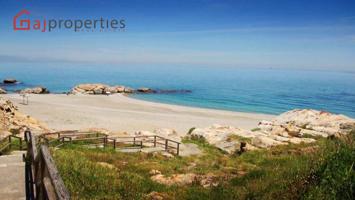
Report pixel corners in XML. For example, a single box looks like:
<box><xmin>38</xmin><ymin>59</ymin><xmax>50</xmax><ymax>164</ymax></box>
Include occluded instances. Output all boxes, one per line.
<box><xmin>1</xmin><ymin>93</ymin><xmax>275</xmax><ymax>134</ymax></box>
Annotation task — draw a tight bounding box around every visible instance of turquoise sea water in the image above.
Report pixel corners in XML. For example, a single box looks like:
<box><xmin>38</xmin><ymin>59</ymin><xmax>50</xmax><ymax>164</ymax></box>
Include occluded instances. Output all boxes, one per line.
<box><xmin>1</xmin><ymin>63</ymin><xmax>354</xmax><ymax>117</ymax></box>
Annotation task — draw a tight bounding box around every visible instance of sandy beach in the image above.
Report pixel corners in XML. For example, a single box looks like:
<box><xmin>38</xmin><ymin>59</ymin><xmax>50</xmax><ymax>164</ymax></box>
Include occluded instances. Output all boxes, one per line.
<box><xmin>2</xmin><ymin>94</ymin><xmax>274</xmax><ymax>134</ymax></box>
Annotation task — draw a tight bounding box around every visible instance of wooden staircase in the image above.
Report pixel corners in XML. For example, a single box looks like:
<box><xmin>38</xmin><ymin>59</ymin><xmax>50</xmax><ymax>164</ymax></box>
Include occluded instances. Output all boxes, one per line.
<box><xmin>0</xmin><ymin>151</ymin><xmax>26</xmax><ymax>200</ymax></box>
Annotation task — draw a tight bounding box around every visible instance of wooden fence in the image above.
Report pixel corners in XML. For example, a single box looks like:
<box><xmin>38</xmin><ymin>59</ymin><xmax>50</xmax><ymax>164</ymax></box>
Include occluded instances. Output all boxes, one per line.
<box><xmin>0</xmin><ymin>134</ymin><xmax>26</xmax><ymax>154</ymax></box>
<box><xmin>40</xmin><ymin>131</ymin><xmax>181</xmax><ymax>156</ymax></box>
<box><xmin>106</xmin><ymin>135</ymin><xmax>181</xmax><ymax>155</ymax></box>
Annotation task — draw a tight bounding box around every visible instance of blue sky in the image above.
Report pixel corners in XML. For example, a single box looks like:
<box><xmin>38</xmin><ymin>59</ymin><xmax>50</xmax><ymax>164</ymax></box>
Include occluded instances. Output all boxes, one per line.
<box><xmin>0</xmin><ymin>0</ymin><xmax>355</xmax><ymax>70</ymax></box>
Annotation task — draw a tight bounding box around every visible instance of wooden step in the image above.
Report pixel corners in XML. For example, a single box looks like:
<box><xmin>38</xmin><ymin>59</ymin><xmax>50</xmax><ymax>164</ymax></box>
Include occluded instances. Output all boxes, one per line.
<box><xmin>0</xmin><ymin>154</ymin><xmax>25</xmax><ymax>199</ymax></box>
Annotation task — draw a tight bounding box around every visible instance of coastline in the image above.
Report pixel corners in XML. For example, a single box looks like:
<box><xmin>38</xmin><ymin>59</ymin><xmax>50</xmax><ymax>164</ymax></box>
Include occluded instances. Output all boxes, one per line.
<box><xmin>1</xmin><ymin>93</ymin><xmax>275</xmax><ymax>134</ymax></box>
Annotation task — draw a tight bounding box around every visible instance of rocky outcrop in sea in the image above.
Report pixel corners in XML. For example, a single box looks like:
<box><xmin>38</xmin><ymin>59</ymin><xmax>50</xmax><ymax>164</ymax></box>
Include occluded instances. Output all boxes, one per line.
<box><xmin>3</xmin><ymin>79</ymin><xmax>18</xmax><ymax>84</ymax></box>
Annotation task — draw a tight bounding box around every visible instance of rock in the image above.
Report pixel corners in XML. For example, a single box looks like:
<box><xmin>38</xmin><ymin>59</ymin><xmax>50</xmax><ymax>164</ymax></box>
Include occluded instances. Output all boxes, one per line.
<box><xmin>270</xmin><ymin>135</ymin><xmax>291</xmax><ymax>143</ymax></box>
<box><xmin>0</xmin><ymin>97</ymin><xmax>48</xmax><ymax>134</ymax></box>
<box><xmin>189</xmin><ymin>124</ymin><xmax>261</xmax><ymax>153</ymax></box>
<box><xmin>93</xmin><ymin>88</ymin><xmax>104</xmax><ymax>94</ymax></box>
<box><xmin>78</xmin><ymin>83</ymin><xmax>104</xmax><ymax>91</ymax></box>
<box><xmin>251</xmin><ymin>136</ymin><xmax>286</xmax><ymax>148</ymax></box>
<box><xmin>270</xmin><ymin>126</ymin><xmax>289</xmax><ymax>137</ymax></box>
<box><xmin>20</xmin><ymin>87</ymin><xmax>49</xmax><ymax>94</ymax></box>
<box><xmin>114</xmin><ymin>86</ymin><xmax>126</xmax><ymax>93</ymax></box>
<box><xmin>137</xmin><ymin>87</ymin><xmax>154</xmax><ymax>93</ymax></box>
<box><xmin>96</xmin><ymin>162</ymin><xmax>116</xmax><ymax>169</ymax></box>
<box><xmin>124</xmin><ymin>87</ymin><xmax>134</xmax><ymax>93</ymax></box>
<box><xmin>178</xmin><ymin>143</ymin><xmax>202</xmax><ymax>157</ymax></box>
<box><xmin>70</xmin><ymin>83</ymin><xmax>141</xmax><ymax>95</ymax></box>
<box><xmin>149</xmin><ymin>169</ymin><xmax>162</xmax><ymax>176</ymax></box>
<box><xmin>105</xmin><ymin>87</ymin><xmax>117</xmax><ymax>94</ymax></box>
<box><xmin>272</xmin><ymin>109</ymin><xmax>355</xmax><ymax>136</ymax></box>
<box><xmin>146</xmin><ymin>192</ymin><xmax>168</xmax><ymax>200</ymax></box>
<box><xmin>288</xmin><ymin>137</ymin><xmax>315</xmax><ymax>144</ymax></box>
<box><xmin>200</xmin><ymin>173</ymin><xmax>219</xmax><ymax>188</ymax></box>
<box><xmin>3</xmin><ymin>79</ymin><xmax>17</xmax><ymax>84</ymax></box>
<box><xmin>339</xmin><ymin>122</ymin><xmax>355</xmax><ymax>132</ymax></box>
<box><xmin>71</xmin><ymin>83</ymin><xmax>109</xmax><ymax>95</ymax></box>
<box><xmin>150</xmin><ymin>172</ymin><xmax>220</xmax><ymax>188</ymax></box>
<box><xmin>284</xmin><ymin>124</ymin><xmax>301</xmax><ymax>137</ymax></box>
<box><xmin>151</xmin><ymin>173</ymin><xmax>197</xmax><ymax>186</ymax></box>
<box><xmin>0</xmin><ymin>88</ymin><xmax>6</xmax><ymax>94</ymax></box>
<box><xmin>161</xmin><ymin>151</ymin><xmax>174</xmax><ymax>158</ymax></box>
<box><xmin>258</xmin><ymin>120</ymin><xmax>273</xmax><ymax>131</ymax></box>
<box><xmin>299</xmin><ymin>129</ymin><xmax>328</xmax><ymax>137</ymax></box>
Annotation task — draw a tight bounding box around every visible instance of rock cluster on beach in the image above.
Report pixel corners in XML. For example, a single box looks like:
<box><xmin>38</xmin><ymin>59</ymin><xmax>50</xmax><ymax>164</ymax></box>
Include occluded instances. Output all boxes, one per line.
<box><xmin>0</xmin><ymin>97</ymin><xmax>48</xmax><ymax>139</ymax></box>
<box><xmin>187</xmin><ymin>109</ymin><xmax>355</xmax><ymax>154</ymax></box>
<box><xmin>70</xmin><ymin>83</ymin><xmax>192</xmax><ymax>95</ymax></box>
<box><xmin>20</xmin><ymin>87</ymin><xmax>50</xmax><ymax>94</ymax></box>
<box><xmin>71</xmin><ymin>83</ymin><xmax>135</xmax><ymax>95</ymax></box>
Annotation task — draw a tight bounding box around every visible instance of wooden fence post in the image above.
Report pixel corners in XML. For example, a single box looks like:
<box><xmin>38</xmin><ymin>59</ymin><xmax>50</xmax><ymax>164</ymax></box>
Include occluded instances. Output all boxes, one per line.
<box><xmin>165</xmin><ymin>139</ymin><xmax>168</xmax><ymax>151</ymax></box>
<box><xmin>103</xmin><ymin>136</ymin><xmax>107</xmax><ymax>147</ymax></box>
<box><xmin>154</xmin><ymin>136</ymin><xmax>157</xmax><ymax>147</ymax></box>
<box><xmin>113</xmin><ymin>139</ymin><xmax>116</xmax><ymax>149</ymax></box>
<box><xmin>176</xmin><ymin>143</ymin><xmax>180</xmax><ymax>156</ymax></box>
<box><xmin>133</xmin><ymin>137</ymin><xmax>136</xmax><ymax>146</ymax></box>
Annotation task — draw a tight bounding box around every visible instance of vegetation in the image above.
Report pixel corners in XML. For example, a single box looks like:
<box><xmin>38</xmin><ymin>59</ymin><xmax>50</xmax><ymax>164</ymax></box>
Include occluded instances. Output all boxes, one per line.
<box><xmin>52</xmin><ymin>131</ymin><xmax>355</xmax><ymax>200</ymax></box>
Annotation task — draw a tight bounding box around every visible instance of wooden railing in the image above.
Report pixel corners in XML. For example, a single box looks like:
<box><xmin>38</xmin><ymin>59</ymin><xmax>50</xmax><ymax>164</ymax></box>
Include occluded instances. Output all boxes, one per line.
<box><xmin>1</xmin><ymin>129</ymin><xmax>181</xmax><ymax>199</ymax></box>
<box><xmin>24</xmin><ymin>130</ymin><xmax>70</xmax><ymax>200</ymax></box>
<box><xmin>0</xmin><ymin>134</ymin><xmax>26</xmax><ymax>154</ymax></box>
<box><xmin>40</xmin><ymin>131</ymin><xmax>181</xmax><ymax>156</ymax></box>
<box><xmin>106</xmin><ymin>135</ymin><xmax>181</xmax><ymax>155</ymax></box>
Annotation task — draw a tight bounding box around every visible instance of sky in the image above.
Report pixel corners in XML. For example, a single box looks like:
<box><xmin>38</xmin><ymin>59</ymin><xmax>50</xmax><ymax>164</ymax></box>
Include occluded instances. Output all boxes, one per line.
<box><xmin>0</xmin><ymin>0</ymin><xmax>355</xmax><ymax>71</ymax></box>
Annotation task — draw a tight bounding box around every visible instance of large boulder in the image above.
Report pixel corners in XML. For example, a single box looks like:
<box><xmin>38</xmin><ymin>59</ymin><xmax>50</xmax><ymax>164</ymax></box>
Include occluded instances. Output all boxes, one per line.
<box><xmin>188</xmin><ymin>124</ymin><xmax>261</xmax><ymax>153</ymax></box>
<box><xmin>20</xmin><ymin>87</ymin><xmax>49</xmax><ymax>94</ymax></box>
<box><xmin>124</xmin><ymin>87</ymin><xmax>134</xmax><ymax>93</ymax></box>
<box><xmin>251</xmin><ymin>136</ymin><xmax>286</xmax><ymax>148</ymax></box>
<box><xmin>114</xmin><ymin>85</ymin><xmax>126</xmax><ymax>93</ymax></box>
<box><xmin>71</xmin><ymin>83</ymin><xmax>109</xmax><ymax>95</ymax></box>
<box><xmin>137</xmin><ymin>87</ymin><xmax>155</xmax><ymax>93</ymax></box>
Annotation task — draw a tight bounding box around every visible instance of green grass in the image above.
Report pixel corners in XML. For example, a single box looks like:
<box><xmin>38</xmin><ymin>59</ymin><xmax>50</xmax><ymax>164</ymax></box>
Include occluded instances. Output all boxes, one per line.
<box><xmin>301</xmin><ymin>132</ymin><xmax>355</xmax><ymax>199</ymax></box>
<box><xmin>52</xmin><ymin>131</ymin><xmax>355</xmax><ymax>200</ymax></box>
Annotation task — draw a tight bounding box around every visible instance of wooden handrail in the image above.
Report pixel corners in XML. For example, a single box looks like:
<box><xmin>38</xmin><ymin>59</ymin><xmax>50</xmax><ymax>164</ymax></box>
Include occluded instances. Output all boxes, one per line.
<box><xmin>25</xmin><ymin>130</ymin><xmax>70</xmax><ymax>200</ymax></box>
<box><xmin>0</xmin><ymin>134</ymin><xmax>25</xmax><ymax>153</ymax></box>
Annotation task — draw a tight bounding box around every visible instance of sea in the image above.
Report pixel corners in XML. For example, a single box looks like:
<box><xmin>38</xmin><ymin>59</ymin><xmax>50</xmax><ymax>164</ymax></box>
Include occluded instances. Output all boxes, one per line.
<box><xmin>1</xmin><ymin>63</ymin><xmax>354</xmax><ymax>118</ymax></box>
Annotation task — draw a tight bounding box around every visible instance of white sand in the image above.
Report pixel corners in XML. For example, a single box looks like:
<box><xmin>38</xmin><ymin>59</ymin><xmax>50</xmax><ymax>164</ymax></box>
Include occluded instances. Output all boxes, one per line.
<box><xmin>2</xmin><ymin>94</ymin><xmax>274</xmax><ymax>134</ymax></box>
